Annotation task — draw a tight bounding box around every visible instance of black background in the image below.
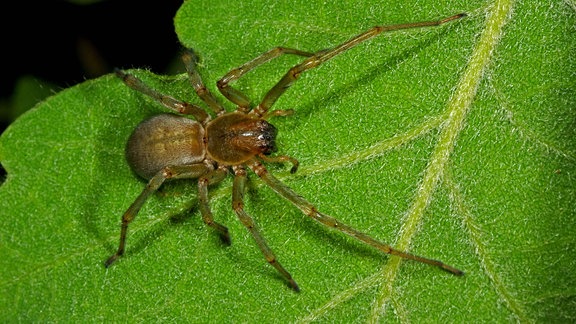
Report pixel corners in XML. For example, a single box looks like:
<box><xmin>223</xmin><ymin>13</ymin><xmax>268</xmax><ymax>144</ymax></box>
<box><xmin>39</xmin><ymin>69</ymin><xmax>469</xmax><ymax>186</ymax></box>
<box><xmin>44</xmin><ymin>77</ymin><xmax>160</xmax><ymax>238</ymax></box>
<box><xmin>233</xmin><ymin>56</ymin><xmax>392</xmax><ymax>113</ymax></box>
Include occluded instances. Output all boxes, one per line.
<box><xmin>0</xmin><ymin>0</ymin><xmax>184</xmax><ymax>180</ymax></box>
<box><xmin>1</xmin><ymin>0</ymin><xmax>183</xmax><ymax>129</ymax></box>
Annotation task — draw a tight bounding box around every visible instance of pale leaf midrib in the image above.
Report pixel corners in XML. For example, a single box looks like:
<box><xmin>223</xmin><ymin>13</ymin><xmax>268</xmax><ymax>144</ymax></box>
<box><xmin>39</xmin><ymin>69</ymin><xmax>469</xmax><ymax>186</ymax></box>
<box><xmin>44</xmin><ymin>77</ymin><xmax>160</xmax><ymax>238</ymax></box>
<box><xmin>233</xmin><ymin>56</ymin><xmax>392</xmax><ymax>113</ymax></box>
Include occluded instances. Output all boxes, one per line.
<box><xmin>369</xmin><ymin>0</ymin><xmax>515</xmax><ymax>321</ymax></box>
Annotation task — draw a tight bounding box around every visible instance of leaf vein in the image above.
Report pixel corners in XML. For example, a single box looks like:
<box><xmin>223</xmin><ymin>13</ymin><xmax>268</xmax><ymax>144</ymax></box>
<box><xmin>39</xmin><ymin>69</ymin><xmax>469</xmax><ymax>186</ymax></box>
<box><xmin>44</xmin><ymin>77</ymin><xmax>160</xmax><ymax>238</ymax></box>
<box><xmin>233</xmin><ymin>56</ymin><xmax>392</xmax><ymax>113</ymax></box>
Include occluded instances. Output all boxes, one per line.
<box><xmin>370</xmin><ymin>0</ymin><xmax>517</xmax><ymax>320</ymax></box>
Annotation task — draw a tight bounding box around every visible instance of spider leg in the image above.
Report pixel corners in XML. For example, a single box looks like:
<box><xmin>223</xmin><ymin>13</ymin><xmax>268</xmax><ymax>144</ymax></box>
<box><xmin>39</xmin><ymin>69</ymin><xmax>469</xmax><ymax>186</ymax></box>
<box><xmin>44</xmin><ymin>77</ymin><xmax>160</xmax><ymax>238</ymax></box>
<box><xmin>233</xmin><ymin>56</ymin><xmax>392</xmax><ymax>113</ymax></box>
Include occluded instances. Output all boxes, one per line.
<box><xmin>182</xmin><ymin>49</ymin><xmax>227</xmax><ymax>116</ymax></box>
<box><xmin>115</xmin><ymin>69</ymin><xmax>210</xmax><ymax>124</ymax></box>
<box><xmin>198</xmin><ymin>165</ymin><xmax>231</xmax><ymax>244</ymax></box>
<box><xmin>258</xmin><ymin>153</ymin><xmax>299</xmax><ymax>174</ymax></box>
<box><xmin>253</xmin><ymin>13</ymin><xmax>466</xmax><ymax>117</ymax></box>
<box><xmin>105</xmin><ymin>163</ymin><xmax>213</xmax><ymax>267</ymax></box>
<box><xmin>217</xmin><ymin>47</ymin><xmax>314</xmax><ymax>112</ymax></box>
<box><xmin>248</xmin><ymin>159</ymin><xmax>464</xmax><ymax>276</ymax></box>
<box><xmin>232</xmin><ymin>165</ymin><xmax>300</xmax><ymax>292</ymax></box>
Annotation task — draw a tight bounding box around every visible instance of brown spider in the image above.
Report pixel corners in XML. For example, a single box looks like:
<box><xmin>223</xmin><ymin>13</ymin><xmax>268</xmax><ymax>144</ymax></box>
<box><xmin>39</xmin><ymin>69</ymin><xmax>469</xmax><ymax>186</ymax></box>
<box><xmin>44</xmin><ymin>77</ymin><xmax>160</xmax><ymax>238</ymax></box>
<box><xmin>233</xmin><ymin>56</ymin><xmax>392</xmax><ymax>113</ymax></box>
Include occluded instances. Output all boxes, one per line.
<box><xmin>105</xmin><ymin>13</ymin><xmax>466</xmax><ymax>291</ymax></box>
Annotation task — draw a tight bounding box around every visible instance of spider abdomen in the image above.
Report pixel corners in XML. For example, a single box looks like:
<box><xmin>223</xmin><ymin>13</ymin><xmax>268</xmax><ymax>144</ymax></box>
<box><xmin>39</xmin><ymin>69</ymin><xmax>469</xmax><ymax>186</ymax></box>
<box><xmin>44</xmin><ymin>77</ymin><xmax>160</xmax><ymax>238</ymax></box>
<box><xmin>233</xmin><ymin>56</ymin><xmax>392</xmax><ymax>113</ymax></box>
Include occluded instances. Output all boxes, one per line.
<box><xmin>126</xmin><ymin>114</ymin><xmax>205</xmax><ymax>179</ymax></box>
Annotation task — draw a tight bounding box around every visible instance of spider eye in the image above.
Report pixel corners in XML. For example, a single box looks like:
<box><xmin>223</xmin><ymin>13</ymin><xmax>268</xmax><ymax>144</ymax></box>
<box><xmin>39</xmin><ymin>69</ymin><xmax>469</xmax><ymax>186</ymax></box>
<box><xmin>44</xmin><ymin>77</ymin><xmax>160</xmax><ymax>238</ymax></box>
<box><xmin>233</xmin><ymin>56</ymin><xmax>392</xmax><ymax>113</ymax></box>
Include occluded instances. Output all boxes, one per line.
<box><xmin>257</xmin><ymin>121</ymin><xmax>277</xmax><ymax>154</ymax></box>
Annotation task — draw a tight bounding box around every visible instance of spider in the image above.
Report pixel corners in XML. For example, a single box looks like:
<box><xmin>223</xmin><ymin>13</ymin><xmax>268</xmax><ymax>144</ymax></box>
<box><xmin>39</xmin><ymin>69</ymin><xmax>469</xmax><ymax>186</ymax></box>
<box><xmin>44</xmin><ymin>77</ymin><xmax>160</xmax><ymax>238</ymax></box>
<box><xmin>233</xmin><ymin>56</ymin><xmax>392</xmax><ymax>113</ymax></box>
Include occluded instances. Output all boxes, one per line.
<box><xmin>105</xmin><ymin>13</ymin><xmax>466</xmax><ymax>291</ymax></box>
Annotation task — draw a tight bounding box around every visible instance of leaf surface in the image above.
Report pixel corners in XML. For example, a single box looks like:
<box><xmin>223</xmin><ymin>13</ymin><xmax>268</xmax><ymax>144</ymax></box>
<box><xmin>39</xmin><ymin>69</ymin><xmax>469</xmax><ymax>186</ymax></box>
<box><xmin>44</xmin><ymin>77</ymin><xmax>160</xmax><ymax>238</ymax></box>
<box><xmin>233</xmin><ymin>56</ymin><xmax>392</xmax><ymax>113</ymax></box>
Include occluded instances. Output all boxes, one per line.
<box><xmin>1</xmin><ymin>0</ymin><xmax>575</xmax><ymax>322</ymax></box>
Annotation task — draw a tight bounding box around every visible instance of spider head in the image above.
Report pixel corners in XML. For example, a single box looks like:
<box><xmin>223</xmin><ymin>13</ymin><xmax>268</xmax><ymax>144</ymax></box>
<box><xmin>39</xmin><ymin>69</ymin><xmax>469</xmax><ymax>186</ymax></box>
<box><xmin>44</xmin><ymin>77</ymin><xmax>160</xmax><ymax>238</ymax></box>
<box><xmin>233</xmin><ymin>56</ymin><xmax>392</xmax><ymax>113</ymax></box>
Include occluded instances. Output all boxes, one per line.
<box><xmin>232</xmin><ymin>119</ymin><xmax>277</xmax><ymax>155</ymax></box>
<box><xmin>206</xmin><ymin>112</ymin><xmax>279</xmax><ymax>164</ymax></box>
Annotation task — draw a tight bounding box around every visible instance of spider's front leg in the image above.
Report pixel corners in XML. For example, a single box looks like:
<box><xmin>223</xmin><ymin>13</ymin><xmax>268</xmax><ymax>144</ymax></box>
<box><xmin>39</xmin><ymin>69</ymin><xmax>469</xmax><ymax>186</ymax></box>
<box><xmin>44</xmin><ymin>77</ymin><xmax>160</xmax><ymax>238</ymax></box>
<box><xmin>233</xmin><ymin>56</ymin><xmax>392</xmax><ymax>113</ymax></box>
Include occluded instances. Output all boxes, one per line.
<box><xmin>216</xmin><ymin>47</ymin><xmax>314</xmax><ymax>112</ymax></box>
<box><xmin>182</xmin><ymin>49</ymin><xmax>226</xmax><ymax>116</ymax></box>
<box><xmin>248</xmin><ymin>159</ymin><xmax>464</xmax><ymax>276</ymax></box>
<box><xmin>231</xmin><ymin>165</ymin><xmax>300</xmax><ymax>292</ymax></box>
<box><xmin>253</xmin><ymin>13</ymin><xmax>466</xmax><ymax>117</ymax></box>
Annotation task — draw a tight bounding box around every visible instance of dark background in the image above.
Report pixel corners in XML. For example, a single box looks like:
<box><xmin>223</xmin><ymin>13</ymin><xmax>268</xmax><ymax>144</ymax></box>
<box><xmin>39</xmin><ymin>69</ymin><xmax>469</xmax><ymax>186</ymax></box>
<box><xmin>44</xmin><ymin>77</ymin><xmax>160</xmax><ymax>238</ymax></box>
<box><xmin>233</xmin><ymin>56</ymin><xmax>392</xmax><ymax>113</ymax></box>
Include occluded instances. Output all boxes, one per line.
<box><xmin>1</xmin><ymin>0</ymin><xmax>183</xmax><ymax>127</ymax></box>
<box><xmin>0</xmin><ymin>0</ymin><xmax>184</xmax><ymax>180</ymax></box>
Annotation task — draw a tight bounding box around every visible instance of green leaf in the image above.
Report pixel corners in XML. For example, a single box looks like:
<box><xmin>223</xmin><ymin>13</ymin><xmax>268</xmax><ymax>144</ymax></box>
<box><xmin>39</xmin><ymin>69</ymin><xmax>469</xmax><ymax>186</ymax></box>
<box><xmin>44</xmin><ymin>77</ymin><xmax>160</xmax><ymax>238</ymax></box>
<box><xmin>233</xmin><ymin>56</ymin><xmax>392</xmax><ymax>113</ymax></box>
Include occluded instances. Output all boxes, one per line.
<box><xmin>1</xmin><ymin>0</ymin><xmax>575</xmax><ymax>322</ymax></box>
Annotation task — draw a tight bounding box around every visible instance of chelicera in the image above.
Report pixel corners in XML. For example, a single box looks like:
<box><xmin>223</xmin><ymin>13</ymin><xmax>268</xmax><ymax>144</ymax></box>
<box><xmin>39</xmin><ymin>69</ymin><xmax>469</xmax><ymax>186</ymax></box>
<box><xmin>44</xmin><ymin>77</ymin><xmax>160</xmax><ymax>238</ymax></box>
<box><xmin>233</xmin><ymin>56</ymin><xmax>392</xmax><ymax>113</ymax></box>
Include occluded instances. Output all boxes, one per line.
<box><xmin>105</xmin><ymin>13</ymin><xmax>466</xmax><ymax>291</ymax></box>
